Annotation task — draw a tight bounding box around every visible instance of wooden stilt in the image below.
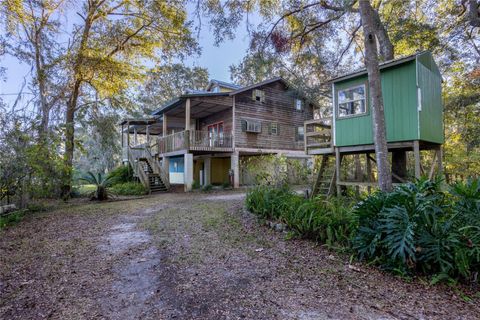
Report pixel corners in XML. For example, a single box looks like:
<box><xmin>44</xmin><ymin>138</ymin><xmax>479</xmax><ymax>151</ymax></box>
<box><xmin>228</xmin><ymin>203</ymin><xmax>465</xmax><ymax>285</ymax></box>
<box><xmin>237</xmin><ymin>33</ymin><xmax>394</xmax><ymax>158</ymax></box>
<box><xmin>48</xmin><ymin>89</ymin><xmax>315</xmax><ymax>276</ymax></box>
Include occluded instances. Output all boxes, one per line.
<box><xmin>413</xmin><ymin>140</ymin><xmax>421</xmax><ymax>179</ymax></box>
<box><xmin>335</xmin><ymin>148</ymin><xmax>341</xmax><ymax>196</ymax></box>
<box><xmin>428</xmin><ymin>150</ymin><xmax>437</xmax><ymax>180</ymax></box>
<box><xmin>366</xmin><ymin>153</ymin><xmax>372</xmax><ymax>194</ymax></box>
<box><xmin>437</xmin><ymin>146</ymin><xmax>443</xmax><ymax>178</ymax></box>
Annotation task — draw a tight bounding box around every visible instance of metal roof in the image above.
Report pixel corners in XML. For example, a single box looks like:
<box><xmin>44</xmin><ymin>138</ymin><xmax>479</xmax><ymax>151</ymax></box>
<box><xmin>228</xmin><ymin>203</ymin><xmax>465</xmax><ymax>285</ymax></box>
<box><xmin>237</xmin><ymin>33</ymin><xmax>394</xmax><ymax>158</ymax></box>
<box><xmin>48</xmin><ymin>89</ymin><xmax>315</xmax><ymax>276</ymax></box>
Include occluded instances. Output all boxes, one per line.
<box><xmin>206</xmin><ymin>79</ymin><xmax>241</xmax><ymax>91</ymax></box>
<box><xmin>151</xmin><ymin>92</ymin><xmax>230</xmax><ymax>115</ymax></box>
<box><xmin>328</xmin><ymin>51</ymin><xmax>429</xmax><ymax>83</ymax></box>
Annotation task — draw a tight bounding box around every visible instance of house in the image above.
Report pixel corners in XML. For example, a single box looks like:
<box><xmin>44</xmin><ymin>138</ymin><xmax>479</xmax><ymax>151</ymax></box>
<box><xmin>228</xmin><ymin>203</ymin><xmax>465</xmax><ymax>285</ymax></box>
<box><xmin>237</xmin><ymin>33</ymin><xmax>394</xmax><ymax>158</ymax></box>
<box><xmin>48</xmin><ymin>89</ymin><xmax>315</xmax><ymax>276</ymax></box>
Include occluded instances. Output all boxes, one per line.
<box><xmin>121</xmin><ymin>78</ymin><xmax>316</xmax><ymax>192</ymax></box>
<box><xmin>305</xmin><ymin>51</ymin><xmax>444</xmax><ymax>195</ymax></box>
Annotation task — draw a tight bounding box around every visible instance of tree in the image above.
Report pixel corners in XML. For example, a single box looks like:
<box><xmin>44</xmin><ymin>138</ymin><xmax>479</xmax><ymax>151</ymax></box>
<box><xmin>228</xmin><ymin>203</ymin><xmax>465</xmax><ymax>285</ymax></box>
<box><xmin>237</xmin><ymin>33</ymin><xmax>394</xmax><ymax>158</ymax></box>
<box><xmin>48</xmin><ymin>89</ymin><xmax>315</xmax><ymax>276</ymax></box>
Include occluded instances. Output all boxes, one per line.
<box><xmin>60</xmin><ymin>0</ymin><xmax>198</xmax><ymax>196</ymax></box>
<box><xmin>358</xmin><ymin>0</ymin><xmax>392</xmax><ymax>191</ymax></box>
<box><xmin>1</xmin><ymin>0</ymin><xmax>66</xmax><ymax>138</ymax></box>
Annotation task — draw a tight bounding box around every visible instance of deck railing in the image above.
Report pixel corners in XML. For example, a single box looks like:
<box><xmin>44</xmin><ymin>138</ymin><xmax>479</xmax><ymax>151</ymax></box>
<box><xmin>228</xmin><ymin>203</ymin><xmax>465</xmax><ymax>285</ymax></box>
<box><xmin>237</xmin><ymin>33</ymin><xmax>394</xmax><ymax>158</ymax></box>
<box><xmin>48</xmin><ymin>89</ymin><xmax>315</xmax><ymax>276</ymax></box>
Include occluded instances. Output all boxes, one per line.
<box><xmin>304</xmin><ymin>117</ymin><xmax>333</xmax><ymax>154</ymax></box>
<box><xmin>156</xmin><ymin>130</ymin><xmax>233</xmax><ymax>154</ymax></box>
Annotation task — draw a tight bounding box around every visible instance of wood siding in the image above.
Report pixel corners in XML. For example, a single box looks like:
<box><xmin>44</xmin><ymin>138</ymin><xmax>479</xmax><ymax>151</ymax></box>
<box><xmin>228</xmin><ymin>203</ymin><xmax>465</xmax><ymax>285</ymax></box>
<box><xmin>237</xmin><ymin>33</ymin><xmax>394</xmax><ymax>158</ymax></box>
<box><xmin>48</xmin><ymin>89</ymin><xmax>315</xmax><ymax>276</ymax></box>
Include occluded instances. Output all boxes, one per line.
<box><xmin>198</xmin><ymin>108</ymin><xmax>233</xmax><ymax>133</ymax></box>
<box><xmin>234</xmin><ymin>81</ymin><xmax>313</xmax><ymax>150</ymax></box>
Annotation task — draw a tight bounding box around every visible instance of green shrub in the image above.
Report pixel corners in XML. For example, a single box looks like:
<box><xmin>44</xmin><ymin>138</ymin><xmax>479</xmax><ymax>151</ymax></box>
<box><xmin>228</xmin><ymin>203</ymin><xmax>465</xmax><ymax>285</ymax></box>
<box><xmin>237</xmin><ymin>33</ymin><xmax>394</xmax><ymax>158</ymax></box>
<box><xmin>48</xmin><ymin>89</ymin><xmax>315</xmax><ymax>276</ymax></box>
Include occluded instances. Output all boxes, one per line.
<box><xmin>107</xmin><ymin>165</ymin><xmax>134</xmax><ymax>185</ymax></box>
<box><xmin>110</xmin><ymin>182</ymin><xmax>147</xmax><ymax>196</ymax></box>
<box><xmin>352</xmin><ymin>177</ymin><xmax>480</xmax><ymax>283</ymax></box>
<box><xmin>246</xmin><ymin>186</ymin><xmax>354</xmax><ymax>248</ymax></box>
<box><xmin>0</xmin><ymin>209</ymin><xmax>28</xmax><ymax>229</ymax></box>
<box><xmin>192</xmin><ymin>180</ymin><xmax>201</xmax><ymax>190</ymax></box>
<box><xmin>246</xmin><ymin>185</ymin><xmax>302</xmax><ymax>220</ymax></box>
<box><xmin>202</xmin><ymin>184</ymin><xmax>213</xmax><ymax>192</ymax></box>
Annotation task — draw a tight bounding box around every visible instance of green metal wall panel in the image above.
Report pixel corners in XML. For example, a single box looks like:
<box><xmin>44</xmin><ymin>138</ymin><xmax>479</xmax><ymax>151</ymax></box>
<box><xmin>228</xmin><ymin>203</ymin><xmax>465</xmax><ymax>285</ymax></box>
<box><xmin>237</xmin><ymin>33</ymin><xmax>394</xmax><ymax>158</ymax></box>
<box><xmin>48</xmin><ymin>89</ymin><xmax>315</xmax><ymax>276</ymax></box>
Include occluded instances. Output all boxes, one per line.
<box><xmin>417</xmin><ymin>56</ymin><xmax>444</xmax><ymax>144</ymax></box>
<box><xmin>334</xmin><ymin>61</ymin><xmax>419</xmax><ymax>146</ymax></box>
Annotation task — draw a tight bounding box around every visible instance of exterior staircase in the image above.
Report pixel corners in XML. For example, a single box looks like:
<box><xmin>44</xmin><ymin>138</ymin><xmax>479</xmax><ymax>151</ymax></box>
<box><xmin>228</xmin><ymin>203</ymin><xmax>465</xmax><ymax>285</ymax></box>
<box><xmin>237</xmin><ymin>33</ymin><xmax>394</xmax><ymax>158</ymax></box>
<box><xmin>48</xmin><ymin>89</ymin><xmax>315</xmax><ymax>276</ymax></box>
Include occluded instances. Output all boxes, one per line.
<box><xmin>311</xmin><ymin>155</ymin><xmax>336</xmax><ymax>197</ymax></box>
<box><xmin>127</xmin><ymin>145</ymin><xmax>170</xmax><ymax>193</ymax></box>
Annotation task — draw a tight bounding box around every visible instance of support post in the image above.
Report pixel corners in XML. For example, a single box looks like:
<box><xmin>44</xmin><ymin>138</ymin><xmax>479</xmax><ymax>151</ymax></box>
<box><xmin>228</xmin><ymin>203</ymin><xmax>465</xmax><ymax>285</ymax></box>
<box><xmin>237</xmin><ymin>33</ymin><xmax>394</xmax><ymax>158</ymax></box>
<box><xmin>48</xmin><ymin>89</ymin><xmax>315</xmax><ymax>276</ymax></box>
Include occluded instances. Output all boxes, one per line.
<box><xmin>413</xmin><ymin>140</ymin><xmax>421</xmax><ymax>179</ymax></box>
<box><xmin>204</xmin><ymin>157</ymin><xmax>211</xmax><ymax>186</ymax></box>
<box><xmin>231</xmin><ymin>152</ymin><xmax>240</xmax><ymax>188</ymax></box>
<box><xmin>121</xmin><ymin>124</ymin><xmax>124</xmax><ymax>148</ymax></box>
<box><xmin>146</xmin><ymin>125</ymin><xmax>150</xmax><ymax>145</ymax></box>
<box><xmin>335</xmin><ymin>148</ymin><xmax>341</xmax><ymax>196</ymax></box>
<box><xmin>162</xmin><ymin>156</ymin><xmax>170</xmax><ymax>181</ymax></box>
<box><xmin>366</xmin><ymin>153</ymin><xmax>372</xmax><ymax>194</ymax></box>
<box><xmin>127</xmin><ymin>121</ymin><xmax>130</xmax><ymax>147</ymax></box>
<box><xmin>184</xmin><ymin>153</ymin><xmax>193</xmax><ymax>192</ymax></box>
<box><xmin>185</xmin><ymin>98</ymin><xmax>191</xmax><ymax>131</ymax></box>
<box><xmin>133</xmin><ymin>127</ymin><xmax>138</xmax><ymax>145</ymax></box>
<box><xmin>232</xmin><ymin>96</ymin><xmax>236</xmax><ymax>148</ymax></box>
<box><xmin>163</xmin><ymin>113</ymin><xmax>168</xmax><ymax>137</ymax></box>
<box><xmin>437</xmin><ymin>146</ymin><xmax>443</xmax><ymax>178</ymax></box>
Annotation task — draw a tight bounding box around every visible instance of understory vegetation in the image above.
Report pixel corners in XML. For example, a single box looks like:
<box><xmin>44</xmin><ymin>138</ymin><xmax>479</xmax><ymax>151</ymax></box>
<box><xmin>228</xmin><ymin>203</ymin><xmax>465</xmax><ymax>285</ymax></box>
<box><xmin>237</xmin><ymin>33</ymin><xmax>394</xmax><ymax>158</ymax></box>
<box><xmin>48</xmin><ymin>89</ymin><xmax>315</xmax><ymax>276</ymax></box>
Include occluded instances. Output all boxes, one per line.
<box><xmin>246</xmin><ymin>178</ymin><xmax>480</xmax><ymax>284</ymax></box>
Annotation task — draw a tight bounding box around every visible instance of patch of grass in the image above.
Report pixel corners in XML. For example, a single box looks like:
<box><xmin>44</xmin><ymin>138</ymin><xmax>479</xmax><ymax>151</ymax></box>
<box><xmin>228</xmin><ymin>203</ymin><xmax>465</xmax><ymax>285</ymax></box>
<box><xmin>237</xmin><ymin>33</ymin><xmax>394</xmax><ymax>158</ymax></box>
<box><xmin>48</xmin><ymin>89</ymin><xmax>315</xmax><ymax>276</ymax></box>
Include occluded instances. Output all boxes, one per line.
<box><xmin>110</xmin><ymin>182</ymin><xmax>147</xmax><ymax>196</ymax></box>
<box><xmin>0</xmin><ymin>209</ymin><xmax>28</xmax><ymax>229</ymax></box>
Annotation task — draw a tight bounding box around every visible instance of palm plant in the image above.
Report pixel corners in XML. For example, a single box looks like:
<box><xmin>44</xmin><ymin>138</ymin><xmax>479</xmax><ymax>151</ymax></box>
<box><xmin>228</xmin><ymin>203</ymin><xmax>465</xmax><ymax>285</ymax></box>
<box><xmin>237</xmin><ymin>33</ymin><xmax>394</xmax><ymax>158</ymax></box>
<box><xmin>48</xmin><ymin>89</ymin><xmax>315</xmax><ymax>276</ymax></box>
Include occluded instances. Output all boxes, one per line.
<box><xmin>79</xmin><ymin>172</ymin><xmax>115</xmax><ymax>201</ymax></box>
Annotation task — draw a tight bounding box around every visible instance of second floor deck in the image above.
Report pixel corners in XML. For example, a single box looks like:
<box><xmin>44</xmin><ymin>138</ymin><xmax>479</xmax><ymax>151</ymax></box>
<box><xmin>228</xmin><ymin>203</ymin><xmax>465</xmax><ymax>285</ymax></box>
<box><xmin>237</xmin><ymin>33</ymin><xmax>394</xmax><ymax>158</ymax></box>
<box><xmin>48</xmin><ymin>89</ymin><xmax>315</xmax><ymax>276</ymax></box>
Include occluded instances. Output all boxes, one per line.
<box><xmin>151</xmin><ymin>129</ymin><xmax>234</xmax><ymax>155</ymax></box>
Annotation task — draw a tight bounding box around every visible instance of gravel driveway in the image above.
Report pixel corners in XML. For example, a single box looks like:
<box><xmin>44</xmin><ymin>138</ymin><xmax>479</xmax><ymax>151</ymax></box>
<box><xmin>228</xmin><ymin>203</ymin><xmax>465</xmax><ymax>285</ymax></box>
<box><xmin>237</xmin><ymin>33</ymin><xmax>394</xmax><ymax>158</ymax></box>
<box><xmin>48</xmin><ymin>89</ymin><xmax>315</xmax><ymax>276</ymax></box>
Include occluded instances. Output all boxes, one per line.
<box><xmin>0</xmin><ymin>191</ymin><xmax>478</xmax><ymax>319</ymax></box>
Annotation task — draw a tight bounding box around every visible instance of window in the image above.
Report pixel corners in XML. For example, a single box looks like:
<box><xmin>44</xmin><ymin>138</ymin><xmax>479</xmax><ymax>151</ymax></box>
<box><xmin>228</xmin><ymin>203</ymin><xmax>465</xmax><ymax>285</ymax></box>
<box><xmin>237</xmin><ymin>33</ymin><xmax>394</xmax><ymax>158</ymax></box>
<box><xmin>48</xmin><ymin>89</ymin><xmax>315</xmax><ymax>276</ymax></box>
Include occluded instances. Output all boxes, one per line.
<box><xmin>337</xmin><ymin>84</ymin><xmax>366</xmax><ymax>117</ymax></box>
<box><xmin>212</xmin><ymin>86</ymin><xmax>220</xmax><ymax>93</ymax></box>
<box><xmin>270</xmin><ymin>122</ymin><xmax>278</xmax><ymax>135</ymax></box>
<box><xmin>242</xmin><ymin>119</ymin><xmax>261</xmax><ymax>133</ymax></box>
<box><xmin>296</xmin><ymin>126</ymin><xmax>304</xmax><ymax>141</ymax></box>
<box><xmin>295</xmin><ymin>98</ymin><xmax>304</xmax><ymax>111</ymax></box>
<box><xmin>252</xmin><ymin>89</ymin><xmax>265</xmax><ymax>103</ymax></box>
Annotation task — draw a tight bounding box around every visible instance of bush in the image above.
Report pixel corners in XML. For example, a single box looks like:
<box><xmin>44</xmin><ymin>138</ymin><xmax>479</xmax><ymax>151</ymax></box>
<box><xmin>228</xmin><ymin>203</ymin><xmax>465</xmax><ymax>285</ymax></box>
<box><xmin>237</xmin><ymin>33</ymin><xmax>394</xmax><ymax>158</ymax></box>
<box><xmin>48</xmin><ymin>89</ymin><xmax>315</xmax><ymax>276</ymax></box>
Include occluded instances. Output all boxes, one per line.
<box><xmin>352</xmin><ymin>177</ymin><xmax>480</xmax><ymax>283</ymax></box>
<box><xmin>201</xmin><ymin>184</ymin><xmax>213</xmax><ymax>192</ymax></box>
<box><xmin>110</xmin><ymin>182</ymin><xmax>147</xmax><ymax>196</ymax></box>
<box><xmin>246</xmin><ymin>186</ymin><xmax>354</xmax><ymax>248</ymax></box>
<box><xmin>107</xmin><ymin>165</ymin><xmax>134</xmax><ymax>185</ymax></box>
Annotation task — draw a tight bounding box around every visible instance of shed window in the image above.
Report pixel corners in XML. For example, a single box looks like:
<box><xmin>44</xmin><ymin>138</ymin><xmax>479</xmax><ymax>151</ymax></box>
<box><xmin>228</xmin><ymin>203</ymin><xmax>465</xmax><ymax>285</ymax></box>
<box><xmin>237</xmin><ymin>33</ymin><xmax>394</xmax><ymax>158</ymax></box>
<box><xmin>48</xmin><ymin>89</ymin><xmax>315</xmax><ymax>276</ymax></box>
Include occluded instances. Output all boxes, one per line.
<box><xmin>296</xmin><ymin>126</ymin><xmax>304</xmax><ymax>141</ymax></box>
<box><xmin>295</xmin><ymin>98</ymin><xmax>304</xmax><ymax>111</ymax></box>
<box><xmin>337</xmin><ymin>84</ymin><xmax>366</xmax><ymax>117</ymax></box>
<box><xmin>252</xmin><ymin>89</ymin><xmax>265</xmax><ymax>103</ymax></box>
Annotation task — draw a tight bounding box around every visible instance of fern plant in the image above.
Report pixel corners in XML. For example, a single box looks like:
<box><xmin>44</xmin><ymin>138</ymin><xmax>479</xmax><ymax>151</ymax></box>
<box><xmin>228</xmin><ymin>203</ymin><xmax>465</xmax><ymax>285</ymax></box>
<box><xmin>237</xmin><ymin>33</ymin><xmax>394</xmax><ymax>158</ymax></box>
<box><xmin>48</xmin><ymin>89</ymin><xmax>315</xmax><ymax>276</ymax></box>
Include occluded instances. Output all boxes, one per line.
<box><xmin>79</xmin><ymin>172</ymin><xmax>115</xmax><ymax>201</ymax></box>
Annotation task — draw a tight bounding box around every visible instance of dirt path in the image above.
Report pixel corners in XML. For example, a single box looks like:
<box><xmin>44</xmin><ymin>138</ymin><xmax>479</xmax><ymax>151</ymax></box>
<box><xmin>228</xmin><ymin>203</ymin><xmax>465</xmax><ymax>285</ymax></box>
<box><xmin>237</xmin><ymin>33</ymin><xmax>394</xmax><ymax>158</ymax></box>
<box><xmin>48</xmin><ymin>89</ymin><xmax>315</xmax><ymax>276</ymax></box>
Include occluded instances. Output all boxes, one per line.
<box><xmin>0</xmin><ymin>192</ymin><xmax>478</xmax><ymax>319</ymax></box>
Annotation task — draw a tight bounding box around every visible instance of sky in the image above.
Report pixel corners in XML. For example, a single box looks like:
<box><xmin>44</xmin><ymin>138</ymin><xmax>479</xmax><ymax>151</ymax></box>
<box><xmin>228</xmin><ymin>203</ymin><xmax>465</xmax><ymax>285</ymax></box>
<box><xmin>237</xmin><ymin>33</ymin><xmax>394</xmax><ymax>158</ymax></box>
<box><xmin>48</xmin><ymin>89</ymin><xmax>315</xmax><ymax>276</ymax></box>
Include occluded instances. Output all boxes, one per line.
<box><xmin>0</xmin><ymin>5</ymin><xmax>254</xmax><ymax>107</ymax></box>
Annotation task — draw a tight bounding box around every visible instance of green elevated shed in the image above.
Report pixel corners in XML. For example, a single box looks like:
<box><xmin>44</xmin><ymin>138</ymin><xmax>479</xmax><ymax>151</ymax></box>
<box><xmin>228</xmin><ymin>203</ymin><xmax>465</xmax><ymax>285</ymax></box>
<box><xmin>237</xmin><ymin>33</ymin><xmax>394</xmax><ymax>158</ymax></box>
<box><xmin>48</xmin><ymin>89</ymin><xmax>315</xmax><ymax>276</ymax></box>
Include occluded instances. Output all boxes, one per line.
<box><xmin>305</xmin><ymin>51</ymin><xmax>444</xmax><ymax>196</ymax></box>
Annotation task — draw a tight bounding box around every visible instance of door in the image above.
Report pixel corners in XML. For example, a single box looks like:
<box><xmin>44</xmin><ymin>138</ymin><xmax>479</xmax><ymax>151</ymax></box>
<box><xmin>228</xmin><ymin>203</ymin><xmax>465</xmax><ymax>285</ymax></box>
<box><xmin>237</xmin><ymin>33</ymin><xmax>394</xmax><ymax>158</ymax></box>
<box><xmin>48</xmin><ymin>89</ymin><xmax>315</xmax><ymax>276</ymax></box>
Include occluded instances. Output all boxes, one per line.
<box><xmin>207</xmin><ymin>122</ymin><xmax>224</xmax><ymax>147</ymax></box>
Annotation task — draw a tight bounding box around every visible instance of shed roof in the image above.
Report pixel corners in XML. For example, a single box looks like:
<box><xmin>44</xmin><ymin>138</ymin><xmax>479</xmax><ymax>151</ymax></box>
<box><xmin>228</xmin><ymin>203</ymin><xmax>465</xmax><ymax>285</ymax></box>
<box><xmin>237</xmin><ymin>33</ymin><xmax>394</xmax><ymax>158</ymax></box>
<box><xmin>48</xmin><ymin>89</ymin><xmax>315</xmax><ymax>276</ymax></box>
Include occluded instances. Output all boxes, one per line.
<box><xmin>328</xmin><ymin>51</ymin><xmax>439</xmax><ymax>83</ymax></box>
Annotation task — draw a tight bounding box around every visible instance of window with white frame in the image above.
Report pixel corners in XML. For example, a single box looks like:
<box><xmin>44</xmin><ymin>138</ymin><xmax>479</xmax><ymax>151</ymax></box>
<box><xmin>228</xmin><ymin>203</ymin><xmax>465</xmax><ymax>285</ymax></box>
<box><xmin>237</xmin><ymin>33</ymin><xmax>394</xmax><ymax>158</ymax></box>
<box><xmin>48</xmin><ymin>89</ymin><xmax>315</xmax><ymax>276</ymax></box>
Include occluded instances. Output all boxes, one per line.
<box><xmin>337</xmin><ymin>84</ymin><xmax>366</xmax><ymax>117</ymax></box>
<box><xmin>296</xmin><ymin>126</ymin><xmax>304</xmax><ymax>141</ymax></box>
<box><xmin>295</xmin><ymin>98</ymin><xmax>303</xmax><ymax>111</ymax></box>
<box><xmin>270</xmin><ymin>122</ymin><xmax>278</xmax><ymax>135</ymax></box>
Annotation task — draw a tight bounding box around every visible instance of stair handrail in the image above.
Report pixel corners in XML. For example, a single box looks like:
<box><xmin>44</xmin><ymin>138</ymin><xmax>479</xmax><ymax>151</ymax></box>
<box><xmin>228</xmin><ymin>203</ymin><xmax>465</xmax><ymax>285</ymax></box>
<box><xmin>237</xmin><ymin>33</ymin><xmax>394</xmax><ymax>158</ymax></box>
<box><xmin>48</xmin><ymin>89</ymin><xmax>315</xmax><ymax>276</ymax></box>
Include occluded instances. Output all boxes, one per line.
<box><xmin>142</xmin><ymin>144</ymin><xmax>170</xmax><ymax>190</ymax></box>
<box><xmin>127</xmin><ymin>146</ymin><xmax>150</xmax><ymax>191</ymax></box>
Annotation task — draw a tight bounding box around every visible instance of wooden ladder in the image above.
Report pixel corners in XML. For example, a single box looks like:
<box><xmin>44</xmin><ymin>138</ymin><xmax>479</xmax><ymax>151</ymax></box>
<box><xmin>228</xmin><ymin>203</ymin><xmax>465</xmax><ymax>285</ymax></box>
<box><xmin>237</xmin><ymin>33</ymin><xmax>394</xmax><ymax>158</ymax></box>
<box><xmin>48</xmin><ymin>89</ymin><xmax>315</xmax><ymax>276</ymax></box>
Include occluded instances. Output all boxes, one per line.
<box><xmin>311</xmin><ymin>155</ymin><xmax>336</xmax><ymax>197</ymax></box>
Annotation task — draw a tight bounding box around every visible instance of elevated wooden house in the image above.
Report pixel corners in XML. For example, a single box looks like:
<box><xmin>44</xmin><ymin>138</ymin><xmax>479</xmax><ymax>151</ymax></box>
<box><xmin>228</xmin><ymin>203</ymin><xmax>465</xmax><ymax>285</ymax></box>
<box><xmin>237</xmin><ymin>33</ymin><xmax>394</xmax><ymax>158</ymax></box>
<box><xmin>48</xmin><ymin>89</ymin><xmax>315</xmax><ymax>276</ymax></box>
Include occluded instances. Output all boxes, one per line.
<box><xmin>306</xmin><ymin>51</ymin><xmax>444</xmax><ymax>195</ymax></box>
<box><xmin>121</xmin><ymin>78</ymin><xmax>316</xmax><ymax>192</ymax></box>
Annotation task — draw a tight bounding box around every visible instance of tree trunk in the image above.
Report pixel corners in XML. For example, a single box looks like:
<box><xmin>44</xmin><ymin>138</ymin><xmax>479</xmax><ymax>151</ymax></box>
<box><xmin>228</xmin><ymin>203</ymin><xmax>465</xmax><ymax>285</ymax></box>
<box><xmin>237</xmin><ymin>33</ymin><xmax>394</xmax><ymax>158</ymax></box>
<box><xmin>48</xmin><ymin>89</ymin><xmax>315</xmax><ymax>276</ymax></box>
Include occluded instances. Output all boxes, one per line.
<box><xmin>359</xmin><ymin>0</ymin><xmax>393</xmax><ymax>192</ymax></box>
<box><xmin>62</xmin><ymin>80</ymin><xmax>81</xmax><ymax>197</ymax></box>
<box><xmin>61</xmin><ymin>5</ymin><xmax>96</xmax><ymax>197</ymax></box>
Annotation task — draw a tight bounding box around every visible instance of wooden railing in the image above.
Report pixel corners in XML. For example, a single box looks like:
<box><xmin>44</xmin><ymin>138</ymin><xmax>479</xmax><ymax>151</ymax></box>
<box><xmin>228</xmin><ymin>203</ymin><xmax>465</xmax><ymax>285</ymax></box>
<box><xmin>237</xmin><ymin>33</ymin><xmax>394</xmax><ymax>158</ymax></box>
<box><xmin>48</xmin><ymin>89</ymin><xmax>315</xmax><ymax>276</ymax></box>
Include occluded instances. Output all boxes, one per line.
<box><xmin>127</xmin><ymin>145</ymin><xmax>170</xmax><ymax>190</ymax></box>
<box><xmin>127</xmin><ymin>146</ymin><xmax>150</xmax><ymax>190</ymax></box>
<box><xmin>157</xmin><ymin>130</ymin><xmax>233</xmax><ymax>154</ymax></box>
<box><xmin>304</xmin><ymin>118</ymin><xmax>333</xmax><ymax>154</ymax></box>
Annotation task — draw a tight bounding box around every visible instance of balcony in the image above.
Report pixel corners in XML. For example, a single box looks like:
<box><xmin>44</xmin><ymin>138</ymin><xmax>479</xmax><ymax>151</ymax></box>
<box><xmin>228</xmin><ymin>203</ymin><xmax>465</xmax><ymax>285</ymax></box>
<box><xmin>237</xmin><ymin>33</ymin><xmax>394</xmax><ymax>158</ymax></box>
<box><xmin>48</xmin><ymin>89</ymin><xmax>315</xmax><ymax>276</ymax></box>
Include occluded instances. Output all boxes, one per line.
<box><xmin>154</xmin><ymin>130</ymin><xmax>234</xmax><ymax>155</ymax></box>
<box><xmin>304</xmin><ymin>118</ymin><xmax>333</xmax><ymax>155</ymax></box>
